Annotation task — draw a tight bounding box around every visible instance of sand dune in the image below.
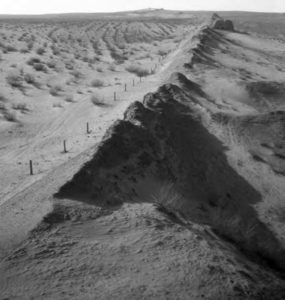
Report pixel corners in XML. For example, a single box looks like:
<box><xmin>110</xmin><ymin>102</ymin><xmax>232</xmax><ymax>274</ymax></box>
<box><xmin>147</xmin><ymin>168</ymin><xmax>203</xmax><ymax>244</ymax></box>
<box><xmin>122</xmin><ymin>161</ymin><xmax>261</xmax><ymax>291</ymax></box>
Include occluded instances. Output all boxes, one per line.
<box><xmin>1</xmin><ymin>10</ymin><xmax>285</xmax><ymax>299</ymax></box>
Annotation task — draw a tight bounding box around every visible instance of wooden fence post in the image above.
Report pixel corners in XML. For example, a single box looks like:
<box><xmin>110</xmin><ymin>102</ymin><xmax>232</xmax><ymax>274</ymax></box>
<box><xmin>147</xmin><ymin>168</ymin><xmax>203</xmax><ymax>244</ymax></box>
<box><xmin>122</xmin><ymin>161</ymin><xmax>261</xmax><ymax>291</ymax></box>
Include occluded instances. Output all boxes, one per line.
<box><xmin>124</xmin><ymin>83</ymin><xmax>127</xmax><ymax>92</ymax></box>
<box><xmin>133</xmin><ymin>79</ymin><xmax>135</xmax><ymax>87</ymax></box>
<box><xmin>114</xmin><ymin>92</ymin><xmax>116</xmax><ymax>101</ymax></box>
<box><xmin>29</xmin><ymin>160</ymin><xmax>33</xmax><ymax>175</ymax></box>
<box><xmin>87</xmin><ymin>122</ymin><xmax>90</xmax><ymax>134</ymax></box>
<box><xmin>63</xmin><ymin>140</ymin><xmax>67</xmax><ymax>153</ymax></box>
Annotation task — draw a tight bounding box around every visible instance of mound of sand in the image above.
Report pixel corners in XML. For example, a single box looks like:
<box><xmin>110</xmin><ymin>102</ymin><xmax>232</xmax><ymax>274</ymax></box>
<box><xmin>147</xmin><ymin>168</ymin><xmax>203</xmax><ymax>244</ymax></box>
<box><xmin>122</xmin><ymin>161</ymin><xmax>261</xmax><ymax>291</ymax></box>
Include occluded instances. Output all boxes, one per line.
<box><xmin>57</xmin><ymin>74</ymin><xmax>285</xmax><ymax>271</ymax></box>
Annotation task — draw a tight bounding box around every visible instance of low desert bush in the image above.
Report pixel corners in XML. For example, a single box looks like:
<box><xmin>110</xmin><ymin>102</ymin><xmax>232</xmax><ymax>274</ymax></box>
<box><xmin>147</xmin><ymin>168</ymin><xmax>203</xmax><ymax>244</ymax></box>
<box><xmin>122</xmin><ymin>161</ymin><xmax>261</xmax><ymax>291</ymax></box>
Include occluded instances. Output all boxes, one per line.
<box><xmin>70</xmin><ymin>70</ymin><xmax>85</xmax><ymax>81</ymax></box>
<box><xmin>6</xmin><ymin>74</ymin><xmax>24</xmax><ymax>90</ymax></box>
<box><xmin>36</xmin><ymin>47</ymin><xmax>45</xmax><ymax>55</ymax></box>
<box><xmin>90</xmin><ymin>79</ymin><xmax>105</xmax><ymax>88</ymax></box>
<box><xmin>20</xmin><ymin>48</ymin><xmax>29</xmax><ymax>53</ymax></box>
<box><xmin>12</xmin><ymin>103</ymin><xmax>30</xmax><ymax>113</ymax></box>
<box><xmin>64</xmin><ymin>95</ymin><xmax>75</xmax><ymax>103</ymax></box>
<box><xmin>0</xmin><ymin>93</ymin><xmax>8</xmax><ymax>102</ymax></box>
<box><xmin>27</xmin><ymin>41</ymin><xmax>34</xmax><ymax>51</ymax></box>
<box><xmin>53</xmin><ymin>103</ymin><xmax>63</xmax><ymax>108</ymax></box>
<box><xmin>153</xmin><ymin>183</ymin><xmax>183</xmax><ymax>216</ymax></box>
<box><xmin>65</xmin><ymin>62</ymin><xmax>74</xmax><ymax>70</ymax></box>
<box><xmin>33</xmin><ymin>63</ymin><xmax>48</xmax><ymax>73</ymax></box>
<box><xmin>96</xmin><ymin>67</ymin><xmax>103</xmax><ymax>72</ymax></box>
<box><xmin>108</xmin><ymin>64</ymin><xmax>116</xmax><ymax>72</ymax></box>
<box><xmin>158</xmin><ymin>49</ymin><xmax>169</xmax><ymax>56</ymax></box>
<box><xmin>5</xmin><ymin>45</ymin><xmax>17</xmax><ymax>52</ymax></box>
<box><xmin>125</xmin><ymin>65</ymin><xmax>150</xmax><ymax>78</ymax></box>
<box><xmin>50</xmin><ymin>85</ymin><xmax>64</xmax><ymax>96</ymax></box>
<box><xmin>24</xmin><ymin>73</ymin><xmax>41</xmax><ymax>88</ymax></box>
<box><xmin>90</xmin><ymin>93</ymin><xmax>105</xmax><ymax>106</ymax></box>
<box><xmin>3</xmin><ymin>109</ymin><xmax>17</xmax><ymax>122</ymax></box>
<box><xmin>27</xmin><ymin>57</ymin><xmax>41</xmax><ymax>66</ymax></box>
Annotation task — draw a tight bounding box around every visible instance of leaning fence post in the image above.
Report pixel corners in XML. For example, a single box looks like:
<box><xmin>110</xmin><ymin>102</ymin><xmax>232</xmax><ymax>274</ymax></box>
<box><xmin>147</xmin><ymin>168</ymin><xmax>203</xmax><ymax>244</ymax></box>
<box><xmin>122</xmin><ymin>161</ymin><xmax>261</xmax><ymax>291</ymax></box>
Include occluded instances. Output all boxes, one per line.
<box><xmin>29</xmin><ymin>160</ymin><xmax>33</xmax><ymax>175</ymax></box>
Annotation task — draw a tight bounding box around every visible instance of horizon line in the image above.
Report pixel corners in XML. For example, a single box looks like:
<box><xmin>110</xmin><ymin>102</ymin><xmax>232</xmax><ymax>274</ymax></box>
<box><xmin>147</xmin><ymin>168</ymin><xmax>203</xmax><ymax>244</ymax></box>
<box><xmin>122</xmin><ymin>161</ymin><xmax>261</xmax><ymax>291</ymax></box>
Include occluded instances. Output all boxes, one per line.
<box><xmin>0</xmin><ymin>8</ymin><xmax>284</xmax><ymax>17</ymax></box>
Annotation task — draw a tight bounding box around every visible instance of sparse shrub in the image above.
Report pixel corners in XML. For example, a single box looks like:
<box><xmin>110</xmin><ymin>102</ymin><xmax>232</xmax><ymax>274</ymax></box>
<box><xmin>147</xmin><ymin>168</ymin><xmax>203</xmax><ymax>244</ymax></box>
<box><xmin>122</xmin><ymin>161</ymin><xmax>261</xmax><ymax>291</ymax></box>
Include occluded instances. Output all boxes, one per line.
<box><xmin>108</xmin><ymin>64</ymin><xmax>116</xmax><ymax>72</ymax></box>
<box><xmin>96</xmin><ymin>67</ymin><xmax>103</xmax><ymax>72</ymax></box>
<box><xmin>125</xmin><ymin>65</ymin><xmax>150</xmax><ymax>78</ymax></box>
<box><xmin>158</xmin><ymin>49</ymin><xmax>169</xmax><ymax>56</ymax></box>
<box><xmin>6</xmin><ymin>74</ymin><xmax>24</xmax><ymax>90</ymax></box>
<box><xmin>36</xmin><ymin>47</ymin><xmax>45</xmax><ymax>55</ymax></box>
<box><xmin>64</xmin><ymin>95</ymin><xmax>75</xmax><ymax>103</ymax></box>
<box><xmin>24</xmin><ymin>73</ymin><xmax>35</xmax><ymax>84</ymax></box>
<box><xmin>20</xmin><ymin>48</ymin><xmax>29</xmax><ymax>53</ymax></box>
<box><xmin>12</xmin><ymin>103</ymin><xmax>30</xmax><ymax>113</ymax></box>
<box><xmin>5</xmin><ymin>45</ymin><xmax>17</xmax><ymax>52</ymax></box>
<box><xmin>53</xmin><ymin>103</ymin><xmax>63</xmax><ymax>108</ymax></box>
<box><xmin>0</xmin><ymin>102</ymin><xmax>6</xmax><ymax>110</ymax></box>
<box><xmin>27</xmin><ymin>57</ymin><xmax>41</xmax><ymax>66</ymax></box>
<box><xmin>51</xmin><ymin>44</ymin><xmax>60</xmax><ymax>56</ymax></box>
<box><xmin>47</xmin><ymin>60</ymin><xmax>57</xmax><ymax>69</ymax></box>
<box><xmin>50</xmin><ymin>85</ymin><xmax>64</xmax><ymax>96</ymax></box>
<box><xmin>153</xmin><ymin>183</ymin><xmax>183</xmax><ymax>217</ymax></box>
<box><xmin>70</xmin><ymin>70</ymin><xmax>84</xmax><ymax>81</ymax></box>
<box><xmin>65</xmin><ymin>62</ymin><xmax>74</xmax><ymax>70</ymax></box>
<box><xmin>27</xmin><ymin>41</ymin><xmax>34</xmax><ymax>51</ymax></box>
<box><xmin>24</xmin><ymin>73</ymin><xmax>41</xmax><ymax>88</ymax></box>
<box><xmin>3</xmin><ymin>110</ymin><xmax>17</xmax><ymax>122</ymax></box>
<box><xmin>33</xmin><ymin>63</ymin><xmax>47</xmax><ymax>73</ymax></box>
<box><xmin>90</xmin><ymin>79</ymin><xmax>105</xmax><ymax>88</ymax></box>
<box><xmin>90</xmin><ymin>93</ymin><xmax>105</xmax><ymax>106</ymax></box>
<box><xmin>0</xmin><ymin>93</ymin><xmax>8</xmax><ymax>102</ymax></box>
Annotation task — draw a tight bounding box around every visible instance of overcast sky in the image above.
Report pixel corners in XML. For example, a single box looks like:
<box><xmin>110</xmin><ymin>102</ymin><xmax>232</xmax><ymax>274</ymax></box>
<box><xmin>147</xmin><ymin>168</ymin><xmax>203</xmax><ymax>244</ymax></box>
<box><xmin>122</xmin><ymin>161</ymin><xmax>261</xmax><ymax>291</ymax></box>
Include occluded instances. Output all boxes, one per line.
<box><xmin>1</xmin><ymin>0</ymin><xmax>284</xmax><ymax>15</ymax></box>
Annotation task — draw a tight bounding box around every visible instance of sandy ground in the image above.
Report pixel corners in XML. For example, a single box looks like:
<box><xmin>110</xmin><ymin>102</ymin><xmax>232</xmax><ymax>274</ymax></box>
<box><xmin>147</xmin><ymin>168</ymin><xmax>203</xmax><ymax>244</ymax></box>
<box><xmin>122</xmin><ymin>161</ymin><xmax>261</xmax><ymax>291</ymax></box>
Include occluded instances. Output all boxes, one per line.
<box><xmin>1</xmin><ymin>12</ymin><xmax>285</xmax><ymax>299</ymax></box>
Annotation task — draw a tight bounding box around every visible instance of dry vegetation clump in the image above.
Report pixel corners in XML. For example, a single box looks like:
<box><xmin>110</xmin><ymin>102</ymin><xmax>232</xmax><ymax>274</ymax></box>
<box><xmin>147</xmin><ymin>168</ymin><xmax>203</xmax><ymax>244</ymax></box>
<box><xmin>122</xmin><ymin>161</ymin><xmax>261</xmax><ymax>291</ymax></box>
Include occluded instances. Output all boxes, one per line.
<box><xmin>3</xmin><ymin>110</ymin><xmax>17</xmax><ymax>122</ymax></box>
<box><xmin>153</xmin><ymin>183</ymin><xmax>184</xmax><ymax>218</ymax></box>
<box><xmin>108</xmin><ymin>64</ymin><xmax>116</xmax><ymax>72</ymax></box>
<box><xmin>33</xmin><ymin>62</ymin><xmax>48</xmax><ymax>73</ymax></box>
<box><xmin>64</xmin><ymin>95</ymin><xmax>75</xmax><ymax>103</ymax></box>
<box><xmin>27</xmin><ymin>41</ymin><xmax>34</xmax><ymax>51</ymax></box>
<box><xmin>90</xmin><ymin>79</ymin><xmax>105</xmax><ymax>88</ymax></box>
<box><xmin>125</xmin><ymin>65</ymin><xmax>150</xmax><ymax>78</ymax></box>
<box><xmin>158</xmin><ymin>49</ymin><xmax>169</xmax><ymax>56</ymax></box>
<box><xmin>6</xmin><ymin>74</ymin><xmax>24</xmax><ymax>91</ymax></box>
<box><xmin>27</xmin><ymin>57</ymin><xmax>41</xmax><ymax>66</ymax></box>
<box><xmin>52</xmin><ymin>102</ymin><xmax>63</xmax><ymax>108</ymax></box>
<box><xmin>90</xmin><ymin>93</ymin><xmax>106</xmax><ymax>106</ymax></box>
<box><xmin>0</xmin><ymin>93</ymin><xmax>8</xmax><ymax>103</ymax></box>
<box><xmin>0</xmin><ymin>102</ymin><xmax>18</xmax><ymax>122</ymax></box>
<box><xmin>50</xmin><ymin>85</ymin><xmax>64</xmax><ymax>97</ymax></box>
<box><xmin>4</xmin><ymin>45</ymin><xmax>18</xmax><ymax>53</ymax></box>
<box><xmin>24</xmin><ymin>73</ymin><xmax>41</xmax><ymax>88</ymax></box>
<box><xmin>47</xmin><ymin>60</ymin><xmax>57</xmax><ymax>69</ymax></box>
<box><xmin>36</xmin><ymin>47</ymin><xmax>45</xmax><ymax>55</ymax></box>
<box><xmin>70</xmin><ymin>70</ymin><xmax>85</xmax><ymax>81</ymax></box>
<box><xmin>12</xmin><ymin>103</ymin><xmax>30</xmax><ymax>113</ymax></box>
